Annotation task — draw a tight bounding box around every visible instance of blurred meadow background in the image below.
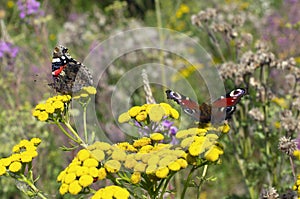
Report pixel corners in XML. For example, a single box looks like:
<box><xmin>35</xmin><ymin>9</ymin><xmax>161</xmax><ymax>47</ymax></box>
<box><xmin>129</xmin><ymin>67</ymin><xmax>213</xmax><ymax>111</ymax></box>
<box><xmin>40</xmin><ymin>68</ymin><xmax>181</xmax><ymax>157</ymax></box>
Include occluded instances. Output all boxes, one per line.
<box><xmin>1</xmin><ymin>0</ymin><xmax>300</xmax><ymax>198</ymax></box>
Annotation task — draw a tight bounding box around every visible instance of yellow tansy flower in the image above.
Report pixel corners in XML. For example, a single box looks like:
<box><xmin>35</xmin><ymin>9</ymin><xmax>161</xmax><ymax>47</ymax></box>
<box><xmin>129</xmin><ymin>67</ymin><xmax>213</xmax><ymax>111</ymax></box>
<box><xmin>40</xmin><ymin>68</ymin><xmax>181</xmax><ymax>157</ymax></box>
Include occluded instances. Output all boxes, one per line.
<box><xmin>150</xmin><ymin>133</ymin><xmax>164</xmax><ymax>141</ymax></box>
<box><xmin>159</xmin><ymin>103</ymin><xmax>172</xmax><ymax>114</ymax></box>
<box><xmin>64</xmin><ymin>173</ymin><xmax>77</xmax><ymax>184</ymax></box>
<box><xmin>133</xmin><ymin>137</ymin><xmax>152</xmax><ymax>148</ymax></box>
<box><xmin>20</xmin><ymin>152</ymin><xmax>33</xmax><ymax>163</ymax></box>
<box><xmin>0</xmin><ymin>165</ymin><xmax>6</xmax><ymax>176</ymax></box>
<box><xmin>124</xmin><ymin>157</ymin><xmax>138</xmax><ymax>169</ymax></box>
<box><xmin>68</xmin><ymin>180</ymin><xmax>82</xmax><ymax>195</ymax></box>
<box><xmin>204</xmin><ymin>144</ymin><xmax>224</xmax><ymax>162</ymax></box>
<box><xmin>89</xmin><ymin>141</ymin><xmax>111</xmax><ymax>151</ymax></box>
<box><xmin>116</xmin><ymin>142</ymin><xmax>137</xmax><ymax>152</ymax></box>
<box><xmin>104</xmin><ymin>160</ymin><xmax>121</xmax><ymax>173</ymax></box>
<box><xmin>112</xmin><ymin>149</ymin><xmax>127</xmax><ymax>161</ymax></box>
<box><xmin>52</xmin><ymin>100</ymin><xmax>64</xmax><ymax>110</ymax></box>
<box><xmin>30</xmin><ymin>138</ymin><xmax>42</xmax><ymax>145</ymax></box>
<box><xmin>90</xmin><ymin>149</ymin><xmax>105</xmax><ymax>161</ymax></box>
<box><xmin>170</xmin><ymin>108</ymin><xmax>179</xmax><ymax>119</ymax></box>
<box><xmin>98</xmin><ymin>167</ymin><xmax>107</xmax><ymax>180</ymax></box>
<box><xmin>134</xmin><ymin>162</ymin><xmax>147</xmax><ymax>172</ymax></box>
<box><xmin>76</xmin><ymin>166</ymin><xmax>89</xmax><ymax>176</ymax></box>
<box><xmin>131</xmin><ymin>172</ymin><xmax>141</xmax><ymax>184</ymax></box>
<box><xmin>77</xmin><ymin>149</ymin><xmax>91</xmax><ymax>161</ymax></box>
<box><xmin>57</xmin><ymin>170</ymin><xmax>67</xmax><ymax>182</ymax></box>
<box><xmin>294</xmin><ymin>150</ymin><xmax>300</xmax><ymax>160</ymax></box>
<box><xmin>147</xmin><ymin>154</ymin><xmax>160</xmax><ymax>165</ymax></box>
<box><xmin>168</xmin><ymin>161</ymin><xmax>181</xmax><ymax>171</ymax></box>
<box><xmin>45</xmin><ymin>103</ymin><xmax>55</xmax><ymax>113</ymax></box>
<box><xmin>155</xmin><ymin>167</ymin><xmax>169</xmax><ymax>178</ymax></box>
<box><xmin>32</xmin><ymin>110</ymin><xmax>40</xmax><ymax>117</ymax></box>
<box><xmin>9</xmin><ymin>161</ymin><xmax>22</xmax><ymax>172</ymax></box>
<box><xmin>88</xmin><ymin>167</ymin><xmax>99</xmax><ymax>178</ymax></box>
<box><xmin>38</xmin><ymin>111</ymin><xmax>48</xmax><ymax>121</ymax></box>
<box><xmin>113</xmin><ymin>186</ymin><xmax>130</xmax><ymax>199</ymax></box>
<box><xmin>146</xmin><ymin>164</ymin><xmax>157</xmax><ymax>174</ymax></box>
<box><xmin>139</xmin><ymin>145</ymin><xmax>153</xmax><ymax>153</ymax></box>
<box><xmin>135</xmin><ymin>111</ymin><xmax>147</xmax><ymax>122</ymax></box>
<box><xmin>176</xmin><ymin>158</ymin><xmax>188</xmax><ymax>168</ymax></box>
<box><xmin>218</xmin><ymin>123</ymin><xmax>230</xmax><ymax>134</ymax></box>
<box><xmin>83</xmin><ymin>158</ymin><xmax>98</xmax><ymax>167</ymax></box>
<box><xmin>78</xmin><ymin>175</ymin><xmax>93</xmax><ymax>187</ymax></box>
<box><xmin>118</xmin><ymin>112</ymin><xmax>131</xmax><ymax>123</ymax></box>
<box><xmin>59</xmin><ymin>183</ymin><xmax>69</xmax><ymax>195</ymax></box>
<box><xmin>148</xmin><ymin>105</ymin><xmax>165</xmax><ymax>122</ymax></box>
<box><xmin>128</xmin><ymin>106</ymin><xmax>142</xmax><ymax>117</ymax></box>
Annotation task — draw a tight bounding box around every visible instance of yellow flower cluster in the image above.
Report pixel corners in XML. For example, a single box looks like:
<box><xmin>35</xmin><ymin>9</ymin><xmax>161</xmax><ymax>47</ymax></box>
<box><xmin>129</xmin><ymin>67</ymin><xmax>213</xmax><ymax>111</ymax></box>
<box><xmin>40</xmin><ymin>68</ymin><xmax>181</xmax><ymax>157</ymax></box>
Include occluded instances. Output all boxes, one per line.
<box><xmin>293</xmin><ymin>174</ymin><xmax>300</xmax><ymax>196</ymax></box>
<box><xmin>57</xmin><ymin>122</ymin><xmax>229</xmax><ymax>197</ymax></box>
<box><xmin>271</xmin><ymin>97</ymin><xmax>288</xmax><ymax>108</ymax></box>
<box><xmin>294</xmin><ymin>150</ymin><xmax>300</xmax><ymax>160</ymax></box>
<box><xmin>118</xmin><ymin>103</ymin><xmax>179</xmax><ymax>123</ymax></box>
<box><xmin>121</xmin><ymin>138</ymin><xmax>187</xmax><ymax>179</ymax></box>
<box><xmin>32</xmin><ymin>95</ymin><xmax>71</xmax><ymax>121</ymax></box>
<box><xmin>176</xmin><ymin>126</ymin><xmax>226</xmax><ymax>162</ymax></box>
<box><xmin>73</xmin><ymin>86</ymin><xmax>97</xmax><ymax>100</ymax></box>
<box><xmin>0</xmin><ymin>138</ymin><xmax>41</xmax><ymax>176</ymax></box>
<box><xmin>57</xmin><ymin>148</ymin><xmax>103</xmax><ymax>195</ymax></box>
<box><xmin>92</xmin><ymin>185</ymin><xmax>130</xmax><ymax>199</ymax></box>
<box><xmin>176</xmin><ymin>4</ymin><xmax>190</xmax><ymax>19</ymax></box>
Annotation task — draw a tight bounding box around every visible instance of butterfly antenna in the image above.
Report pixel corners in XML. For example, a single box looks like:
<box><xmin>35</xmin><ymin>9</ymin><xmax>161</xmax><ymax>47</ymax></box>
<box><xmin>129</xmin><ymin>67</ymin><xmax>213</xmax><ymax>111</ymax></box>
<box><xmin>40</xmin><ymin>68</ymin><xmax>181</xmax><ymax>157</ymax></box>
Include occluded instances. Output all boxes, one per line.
<box><xmin>142</xmin><ymin>69</ymin><xmax>156</xmax><ymax>104</ymax></box>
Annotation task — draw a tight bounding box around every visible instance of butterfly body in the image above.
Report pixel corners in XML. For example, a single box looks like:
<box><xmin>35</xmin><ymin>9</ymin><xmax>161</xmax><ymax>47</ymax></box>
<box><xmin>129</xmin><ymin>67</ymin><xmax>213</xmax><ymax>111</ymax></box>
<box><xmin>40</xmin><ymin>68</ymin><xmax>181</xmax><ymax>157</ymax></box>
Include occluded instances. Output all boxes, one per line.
<box><xmin>166</xmin><ymin>88</ymin><xmax>246</xmax><ymax>123</ymax></box>
<box><xmin>49</xmin><ymin>45</ymin><xmax>93</xmax><ymax>94</ymax></box>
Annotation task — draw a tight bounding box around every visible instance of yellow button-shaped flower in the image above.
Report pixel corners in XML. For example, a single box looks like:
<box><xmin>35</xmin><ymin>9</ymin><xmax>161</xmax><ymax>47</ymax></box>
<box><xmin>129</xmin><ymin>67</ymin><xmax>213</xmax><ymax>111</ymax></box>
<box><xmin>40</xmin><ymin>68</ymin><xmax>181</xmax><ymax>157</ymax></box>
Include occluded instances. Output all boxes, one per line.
<box><xmin>128</xmin><ymin>106</ymin><xmax>142</xmax><ymax>117</ymax></box>
<box><xmin>8</xmin><ymin>161</ymin><xmax>22</xmax><ymax>173</ymax></box>
<box><xmin>155</xmin><ymin>167</ymin><xmax>169</xmax><ymax>178</ymax></box>
<box><xmin>78</xmin><ymin>175</ymin><xmax>93</xmax><ymax>187</ymax></box>
<box><xmin>104</xmin><ymin>160</ymin><xmax>121</xmax><ymax>173</ymax></box>
<box><xmin>68</xmin><ymin>180</ymin><xmax>82</xmax><ymax>195</ymax></box>
<box><xmin>150</xmin><ymin>133</ymin><xmax>164</xmax><ymax>141</ymax></box>
<box><xmin>77</xmin><ymin>149</ymin><xmax>91</xmax><ymax>161</ymax></box>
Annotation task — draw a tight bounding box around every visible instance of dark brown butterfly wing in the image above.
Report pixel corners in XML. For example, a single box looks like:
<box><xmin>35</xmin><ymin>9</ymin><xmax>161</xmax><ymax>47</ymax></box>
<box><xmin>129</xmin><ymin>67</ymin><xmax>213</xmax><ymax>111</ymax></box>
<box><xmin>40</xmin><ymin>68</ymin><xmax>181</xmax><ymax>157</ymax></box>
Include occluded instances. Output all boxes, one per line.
<box><xmin>49</xmin><ymin>45</ymin><xmax>93</xmax><ymax>94</ymax></box>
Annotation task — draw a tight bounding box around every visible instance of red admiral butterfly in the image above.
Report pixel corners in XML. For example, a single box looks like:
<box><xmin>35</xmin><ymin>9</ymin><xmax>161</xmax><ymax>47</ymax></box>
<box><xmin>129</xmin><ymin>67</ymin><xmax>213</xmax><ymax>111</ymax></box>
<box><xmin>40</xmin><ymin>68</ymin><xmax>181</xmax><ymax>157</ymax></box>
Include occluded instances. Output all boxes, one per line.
<box><xmin>166</xmin><ymin>88</ymin><xmax>246</xmax><ymax>123</ymax></box>
<box><xmin>49</xmin><ymin>45</ymin><xmax>93</xmax><ymax>94</ymax></box>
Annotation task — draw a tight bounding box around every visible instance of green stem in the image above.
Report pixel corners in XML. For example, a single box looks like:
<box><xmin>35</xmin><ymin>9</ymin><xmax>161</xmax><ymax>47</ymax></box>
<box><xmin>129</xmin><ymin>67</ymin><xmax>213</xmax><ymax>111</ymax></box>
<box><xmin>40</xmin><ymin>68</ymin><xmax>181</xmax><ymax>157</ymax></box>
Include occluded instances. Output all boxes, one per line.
<box><xmin>159</xmin><ymin>172</ymin><xmax>175</xmax><ymax>199</ymax></box>
<box><xmin>64</xmin><ymin>121</ymin><xmax>87</xmax><ymax>147</ymax></box>
<box><xmin>181</xmin><ymin>166</ymin><xmax>196</xmax><ymax>199</ymax></box>
<box><xmin>197</xmin><ymin>165</ymin><xmax>208</xmax><ymax>198</ymax></box>
<box><xmin>203</xmin><ymin>23</ymin><xmax>226</xmax><ymax>62</ymax></box>
<box><xmin>19</xmin><ymin>174</ymin><xmax>47</xmax><ymax>199</ymax></box>
<box><xmin>289</xmin><ymin>156</ymin><xmax>296</xmax><ymax>182</ymax></box>
<box><xmin>83</xmin><ymin>102</ymin><xmax>88</xmax><ymax>144</ymax></box>
<box><xmin>54</xmin><ymin>121</ymin><xmax>80</xmax><ymax>143</ymax></box>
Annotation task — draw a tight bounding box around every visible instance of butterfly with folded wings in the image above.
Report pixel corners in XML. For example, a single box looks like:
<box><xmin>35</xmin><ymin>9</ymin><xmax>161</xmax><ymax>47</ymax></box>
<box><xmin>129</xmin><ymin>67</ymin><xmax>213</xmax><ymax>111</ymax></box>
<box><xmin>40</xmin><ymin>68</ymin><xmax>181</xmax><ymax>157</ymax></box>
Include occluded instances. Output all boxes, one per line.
<box><xmin>166</xmin><ymin>88</ymin><xmax>246</xmax><ymax>123</ymax></box>
<box><xmin>48</xmin><ymin>45</ymin><xmax>93</xmax><ymax>95</ymax></box>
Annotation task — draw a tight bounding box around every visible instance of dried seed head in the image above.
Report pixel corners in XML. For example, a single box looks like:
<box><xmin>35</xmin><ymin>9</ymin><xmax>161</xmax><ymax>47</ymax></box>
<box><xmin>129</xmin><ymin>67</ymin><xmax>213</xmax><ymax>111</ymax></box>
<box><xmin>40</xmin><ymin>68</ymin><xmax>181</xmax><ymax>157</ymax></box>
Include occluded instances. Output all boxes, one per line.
<box><xmin>248</xmin><ymin>108</ymin><xmax>265</xmax><ymax>121</ymax></box>
<box><xmin>278</xmin><ymin>136</ymin><xmax>297</xmax><ymax>156</ymax></box>
<box><xmin>260</xmin><ymin>187</ymin><xmax>279</xmax><ymax>199</ymax></box>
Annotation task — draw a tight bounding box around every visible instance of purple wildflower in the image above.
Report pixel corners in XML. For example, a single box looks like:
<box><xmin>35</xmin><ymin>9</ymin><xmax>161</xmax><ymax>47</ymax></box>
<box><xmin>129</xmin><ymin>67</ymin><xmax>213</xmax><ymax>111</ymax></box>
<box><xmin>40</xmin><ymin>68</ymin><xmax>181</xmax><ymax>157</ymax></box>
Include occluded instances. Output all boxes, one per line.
<box><xmin>17</xmin><ymin>0</ymin><xmax>41</xmax><ymax>19</ymax></box>
<box><xmin>169</xmin><ymin>126</ymin><xmax>178</xmax><ymax>136</ymax></box>
<box><xmin>162</xmin><ymin>120</ymin><xmax>174</xmax><ymax>128</ymax></box>
<box><xmin>0</xmin><ymin>41</ymin><xmax>19</xmax><ymax>59</ymax></box>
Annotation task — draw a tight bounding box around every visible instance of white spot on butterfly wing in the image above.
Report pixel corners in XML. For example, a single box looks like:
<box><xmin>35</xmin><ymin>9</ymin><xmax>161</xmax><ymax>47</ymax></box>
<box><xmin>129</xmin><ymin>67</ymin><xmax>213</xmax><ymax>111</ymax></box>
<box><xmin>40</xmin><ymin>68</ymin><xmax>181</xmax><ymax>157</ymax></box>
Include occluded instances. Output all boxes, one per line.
<box><xmin>229</xmin><ymin>88</ymin><xmax>245</xmax><ymax>97</ymax></box>
<box><xmin>52</xmin><ymin>58</ymin><xmax>60</xmax><ymax>63</ymax></box>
